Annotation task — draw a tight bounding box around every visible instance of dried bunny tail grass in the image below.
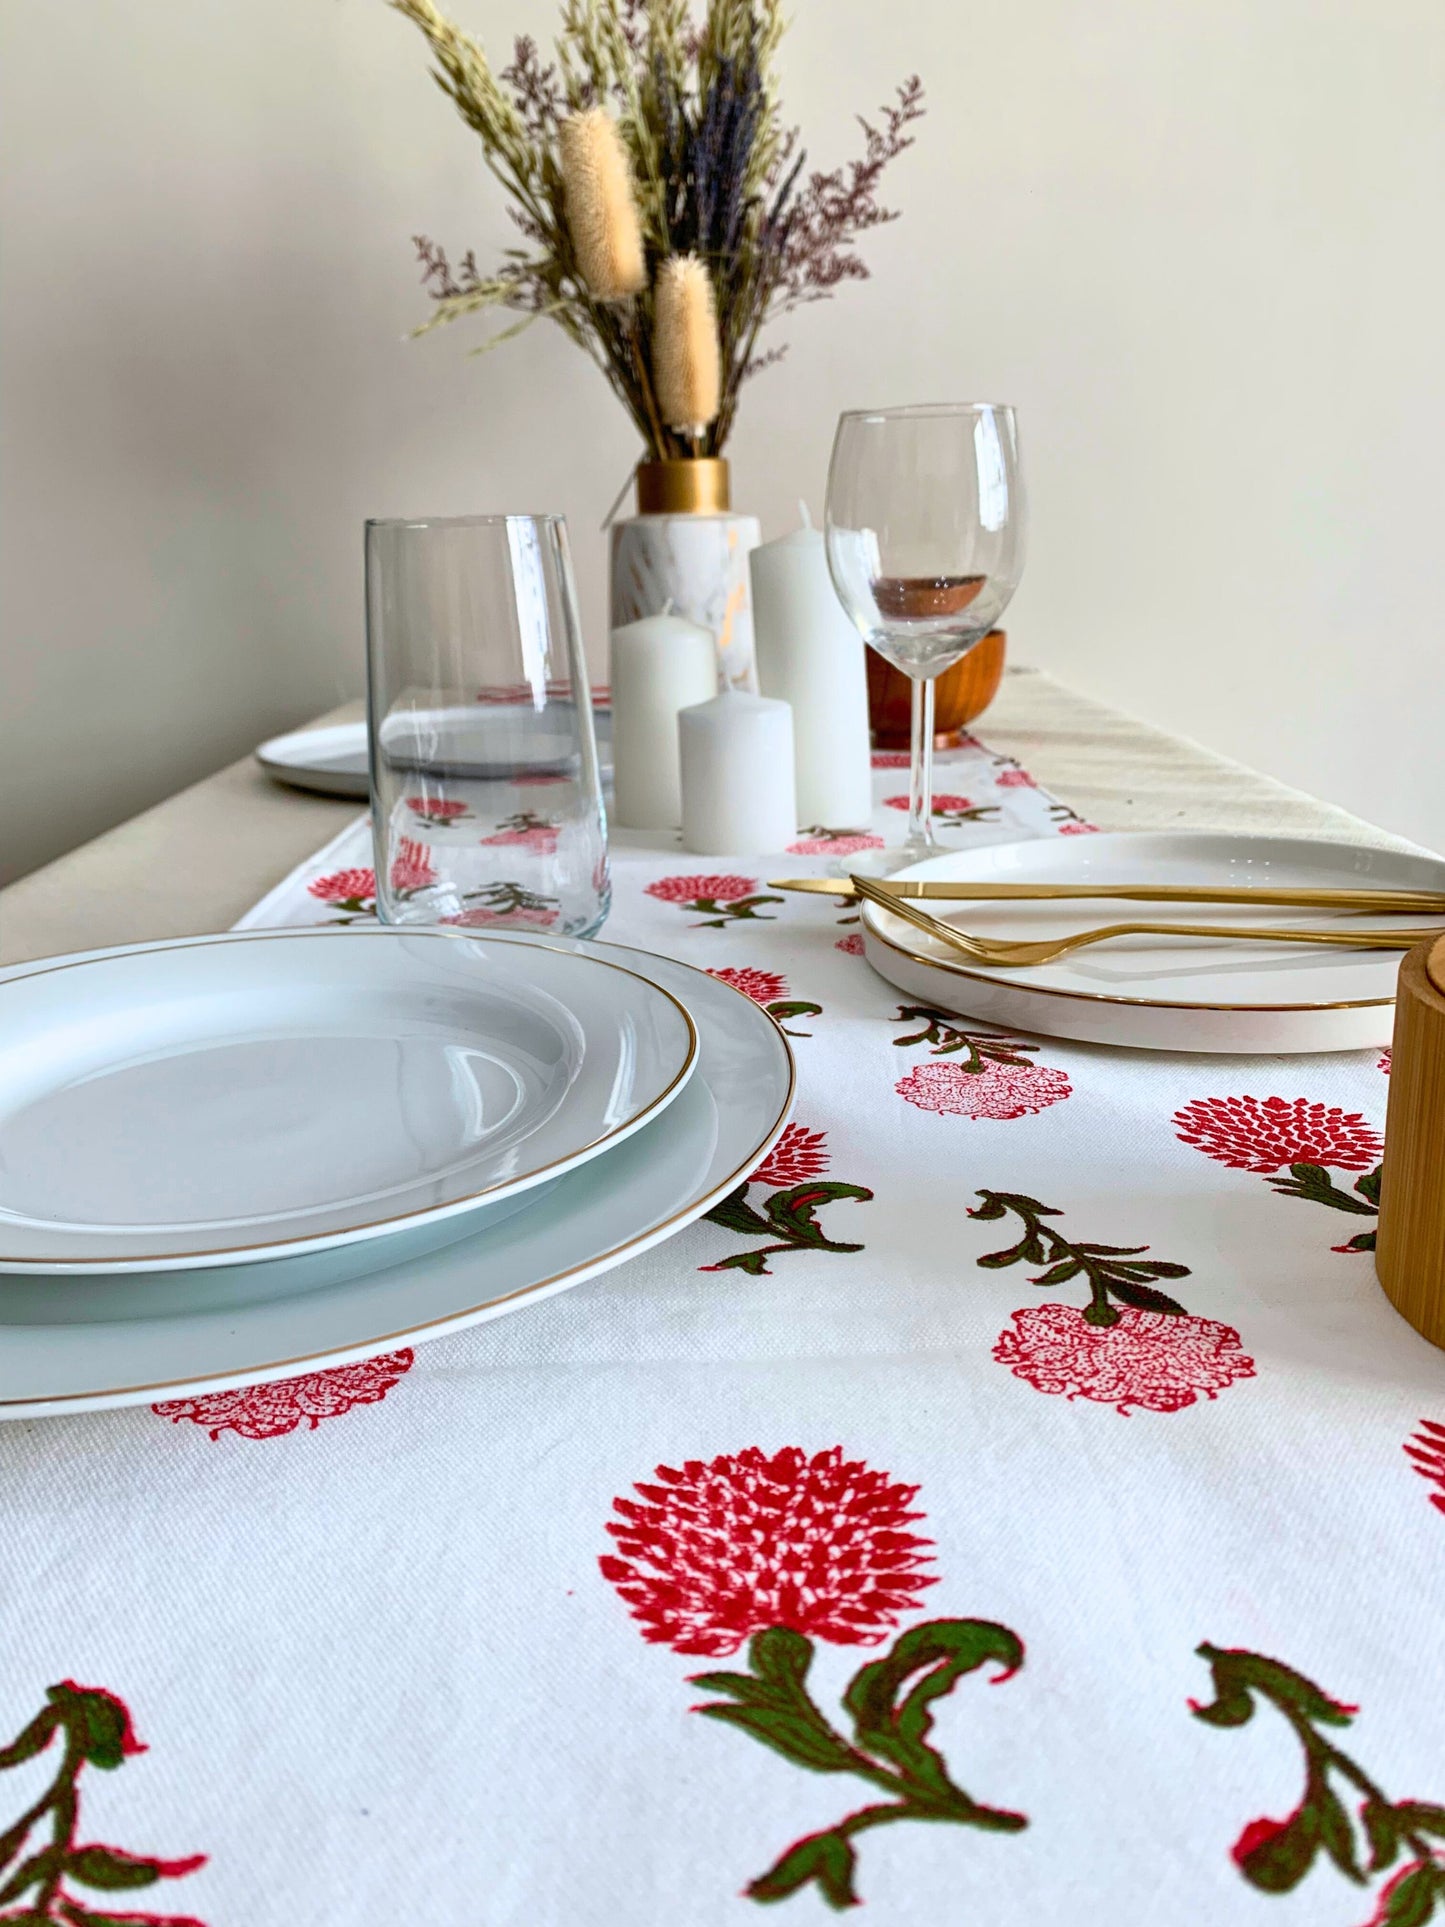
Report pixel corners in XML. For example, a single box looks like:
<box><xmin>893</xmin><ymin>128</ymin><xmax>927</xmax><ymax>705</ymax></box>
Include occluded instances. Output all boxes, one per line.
<box><xmin>559</xmin><ymin>107</ymin><xmax>647</xmax><ymax>302</ymax></box>
<box><xmin>653</xmin><ymin>254</ymin><xmax>721</xmax><ymax>432</ymax></box>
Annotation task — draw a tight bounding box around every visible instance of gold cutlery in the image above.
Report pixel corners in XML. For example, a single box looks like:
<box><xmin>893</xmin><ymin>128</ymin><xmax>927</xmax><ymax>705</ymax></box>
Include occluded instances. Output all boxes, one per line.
<box><xmin>770</xmin><ymin>875</ymin><xmax>1445</xmax><ymax>914</ymax></box>
<box><xmin>844</xmin><ymin>872</ymin><xmax>1440</xmax><ymax>971</ymax></box>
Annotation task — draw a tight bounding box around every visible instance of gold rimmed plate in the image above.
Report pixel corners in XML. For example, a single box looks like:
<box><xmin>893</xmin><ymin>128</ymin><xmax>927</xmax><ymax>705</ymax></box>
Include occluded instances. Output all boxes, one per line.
<box><xmin>859</xmin><ymin>832</ymin><xmax>1445</xmax><ymax>1053</ymax></box>
<box><xmin>0</xmin><ymin>937</ymin><xmax>794</xmax><ymax>1417</ymax></box>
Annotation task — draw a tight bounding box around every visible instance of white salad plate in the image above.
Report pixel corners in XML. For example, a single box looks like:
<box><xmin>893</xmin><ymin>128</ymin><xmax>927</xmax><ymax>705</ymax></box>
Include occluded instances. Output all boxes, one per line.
<box><xmin>0</xmin><ymin>940</ymin><xmax>794</xmax><ymax>1418</ymax></box>
<box><xmin>0</xmin><ymin>928</ymin><xmax>696</xmax><ymax>1274</ymax></box>
<box><xmin>860</xmin><ymin>831</ymin><xmax>1445</xmax><ymax>1053</ymax></box>
<box><xmin>257</xmin><ymin>702</ymin><xmax>613</xmax><ymax>800</ymax></box>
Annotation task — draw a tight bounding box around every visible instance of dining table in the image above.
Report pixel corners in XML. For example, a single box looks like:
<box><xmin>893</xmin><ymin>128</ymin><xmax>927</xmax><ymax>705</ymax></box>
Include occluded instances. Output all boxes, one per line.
<box><xmin>1</xmin><ymin>663</ymin><xmax>1441</xmax><ymax>1927</ymax></box>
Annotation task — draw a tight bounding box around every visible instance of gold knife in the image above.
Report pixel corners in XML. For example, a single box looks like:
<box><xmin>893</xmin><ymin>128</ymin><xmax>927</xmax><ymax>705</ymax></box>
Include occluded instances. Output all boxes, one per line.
<box><xmin>769</xmin><ymin>876</ymin><xmax>1445</xmax><ymax>913</ymax></box>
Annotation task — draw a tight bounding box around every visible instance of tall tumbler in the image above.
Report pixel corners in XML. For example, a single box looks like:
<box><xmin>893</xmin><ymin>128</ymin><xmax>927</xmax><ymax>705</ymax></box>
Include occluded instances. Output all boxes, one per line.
<box><xmin>365</xmin><ymin>514</ymin><xmax>609</xmax><ymax>936</ymax></box>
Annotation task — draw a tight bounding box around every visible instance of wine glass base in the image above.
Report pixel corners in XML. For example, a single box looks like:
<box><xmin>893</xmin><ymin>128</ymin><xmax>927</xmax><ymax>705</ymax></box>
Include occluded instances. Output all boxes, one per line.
<box><xmin>832</xmin><ymin>839</ymin><xmax>941</xmax><ymax>880</ymax></box>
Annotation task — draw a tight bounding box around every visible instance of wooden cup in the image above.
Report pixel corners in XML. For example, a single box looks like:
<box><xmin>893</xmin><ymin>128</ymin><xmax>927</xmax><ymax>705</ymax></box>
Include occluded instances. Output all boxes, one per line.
<box><xmin>1375</xmin><ymin>933</ymin><xmax>1445</xmax><ymax>1350</ymax></box>
<box><xmin>866</xmin><ymin>631</ymin><xmax>1007</xmax><ymax>749</ymax></box>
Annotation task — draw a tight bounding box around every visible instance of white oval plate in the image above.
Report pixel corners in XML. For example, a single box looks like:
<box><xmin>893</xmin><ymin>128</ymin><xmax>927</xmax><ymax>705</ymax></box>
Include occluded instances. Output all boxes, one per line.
<box><xmin>860</xmin><ymin>832</ymin><xmax>1445</xmax><ymax>1053</ymax></box>
<box><xmin>256</xmin><ymin>705</ymin><xmax>614</xmax><ymax>800</ymax></box>
<box><xmin>0</xmin><ymin>941</ymin><xmax>794</xmax><ymax>1418</ymax></box>
<box><xmin>0</xmin><ymin>929</ymin><xmax>695</xmax><ymax>1272</ymax></box>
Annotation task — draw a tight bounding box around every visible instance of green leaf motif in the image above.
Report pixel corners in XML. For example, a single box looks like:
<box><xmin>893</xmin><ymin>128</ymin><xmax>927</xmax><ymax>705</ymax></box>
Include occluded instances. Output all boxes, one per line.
<box><xmin>762</xmin><ymin>1183</ymin><xmax>871</xmax><ymax>1252</ymax></box>
<box><xmin>0</xmin><ymin>1710</ymin><xmax>60</xmax><ymax>1772</ymax></box>
<box><xmin>67</xmin><ymin>1846</ymin><xmax>167</xmax><ymax>1891</ymax></box>
<box><xmin>752</xmin><ymin>1628</ymin><xmax>814</xmax><ymax>1690</ymax></box>
<box><xmin>748</xmin><ymin>1830</ymin><xmax>859</xmax><ymax>1910</ymax></box>
<box><xmin>1237</xmin><ymin>1808</ymin><xmax>1321</xmax><ymax>1893</ymax></box>
<box><xmin>703</xmin><ymin>1187</ymin><xmax>773</xmax><ymax>1239</ymax></box>
<box><xmin>45</xmin><ymin>1686</ymin><xmax>130</xmax><ymax>1771</ymax></box>
<box><xmin>1364</xmin><ymin>1798</ymin><xmax>1405</xmax><ymax>1872</ymax></box>
<box><xmin>1106</xmin><ymin>1279</ymin><xmax>1188</xmax><ymax>1315</ymax></box>
<box><xmin>1378</xmin><ymin>1862</ymin><xmax>1445</xmax><ymax>1927</ymax></box>
<box><xmin>697</xmin><ymin>1703</ymin><xmax>857</xmax><ymax>1775</ymax></box>
<box><xmin>0</xmin><ymin>1849</ymin><xmax>61</xmax><ymax>1906</ymax></box>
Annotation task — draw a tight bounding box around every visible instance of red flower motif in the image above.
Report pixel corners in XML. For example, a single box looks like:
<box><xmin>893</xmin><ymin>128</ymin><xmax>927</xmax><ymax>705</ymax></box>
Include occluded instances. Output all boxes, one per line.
<box><xmin>871</xmin><ymin>750</ymin><xmax>911</xmax><ymax>768</ymax></box>
<box><xmin>390</xmin><ymin>836</ymin><xmax>437</xmax><ymax>893</ymax></box>
<box><xmin>153</xmin><ymin>1350</ymin><xmax>414</xmax><ymax>1440</ymax></box>
<box><xmin>1174</xmin><ymin>1095</ymin><xmax>1384</xmax><ymax>1174</ymax></box>
<box><xmin>995</xmin><ymin>766</ymin><xmax>1036</xmax><ymax>789</ymax></box>
<box><xmin>444</xmin><ymin>905</ymin><xmax>560</xmax><ymax>929</ymax></box>
<box><xmin>883</xmin><ymin>792</ymin><xmax>975</xmax><ymax>813</ymax></box>
<box><xmin>1057</xmin><ymin>820</ymin><xmax>1100</xmax><ymax>835</ymax></box>
<box><xmin>896</xmin><ymin>1058</ymin><xmax>1072</xmax><ymax>1121</ymax></box>
<box><xmin>1405</xmin><ymin>1419</ymin><xmax>1445</xmax><ymax>1516</ymax></box>
<box><xmin>707</xmin><ymin>966</ymin><xmax>789</xmax><ymax>1006</ymax></box>
<box><xmin>751</xmin><ymin>1123</ymin><xmax>829</xmax><ymax>1187</ymax></box>
<box><xmin>646</xmin><ymin>873</ymin><xmax>760</xmax><ymax>905</ymax></box>
<box><xmin>992</xmin><ymin>1304</ymin><xmax>1256</xmax><ymax>1414</ymax></box>
<box><xmin>599</xmin><ymin>1445</ymin><xmax>938</xmax><ymax>1655</ymax></box>
<box><xmin>835</xmin><ymin>931</ymin><xmax>866</xmax><ymax>956</ymax></box>
<box><xmin>405</xmin><ymin>795</ymin><xmax>470</xmax><ymax>820</ymax></box>
<box><xmin>308</xmin><ymin>865</ymin><xmax>375</xmax><ymax>905</ymax></box>
<box><xmin>785</xmin><ymin>830</ymin><xmax>885</xmax><ymax>856</ymax></box>
<box><xmin>1378</xmin><ymin>1048</ymin><xmax>1392</xmax><ymax>1075</ymax></box>
<box><xmin>481</xmin><ymin>824</ymin><xmax>559</xmax><ymax>853</ymax></box>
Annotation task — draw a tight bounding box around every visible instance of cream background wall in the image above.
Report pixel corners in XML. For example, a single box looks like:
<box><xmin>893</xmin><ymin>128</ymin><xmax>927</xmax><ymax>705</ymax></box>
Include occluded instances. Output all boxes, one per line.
<box><xmin>2</xmin><ymin>0</ymin><xmax>1442</xmax><ymax>885</ymax></box>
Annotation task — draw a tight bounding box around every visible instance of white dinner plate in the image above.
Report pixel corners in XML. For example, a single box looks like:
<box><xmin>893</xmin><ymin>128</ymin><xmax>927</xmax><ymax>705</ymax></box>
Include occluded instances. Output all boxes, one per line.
<box><xmin>0</xmin><ymin>928</ymin><xmax>695</xmax><ymax>1272</ymax></box>
<box><xmin>256</xmin><ymin>703</ymin><xmax>614</xmax><ymax>800</ymax></box>
<box><xmin>860</xmin><ymin>832</ymin><xmax>1445</xmax><ymax>1053</ymax></box>
<box><xmin>0</xmin><ymin>940</ymin><xmax>794</xmax><ymax>1418</ymax></box>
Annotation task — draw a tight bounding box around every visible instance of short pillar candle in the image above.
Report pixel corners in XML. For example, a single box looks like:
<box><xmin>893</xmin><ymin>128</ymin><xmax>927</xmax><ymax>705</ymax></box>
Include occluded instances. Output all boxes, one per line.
<box><xmin>678</xmin><ymin>688</ymin><xmax>797</xmax><ymax>855</ymax></box>
<box><xmin>610</xmin><ymin>611</ymin><xmax>718</xmax><ymax>830</ymax></box>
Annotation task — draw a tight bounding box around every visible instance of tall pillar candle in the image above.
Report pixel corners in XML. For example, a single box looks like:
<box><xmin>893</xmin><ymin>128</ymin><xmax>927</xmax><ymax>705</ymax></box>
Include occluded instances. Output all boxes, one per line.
<box><xmin>610</xmin><ymin>612</ymin><xmax>717</xmax><ymax>829</ymax></box>
<box><xmin>750</xmin><ymin>515</ymin><xmax>872</xmax><ymax>828</ymax></box>
<box><xmin>678</xmin><ymin>689</ymin><xmax>797</xmax><ymax>854</ymax></box>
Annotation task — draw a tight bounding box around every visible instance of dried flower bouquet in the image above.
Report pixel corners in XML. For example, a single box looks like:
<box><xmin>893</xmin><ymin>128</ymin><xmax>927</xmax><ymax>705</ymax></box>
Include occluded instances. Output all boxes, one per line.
<box><xmin>393</xmin><ymin>0</ymin><xmax>924</xmax><ymax>460</ymax></box>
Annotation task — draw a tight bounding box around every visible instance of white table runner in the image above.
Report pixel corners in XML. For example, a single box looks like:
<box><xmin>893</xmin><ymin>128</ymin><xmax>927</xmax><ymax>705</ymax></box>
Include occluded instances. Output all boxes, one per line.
<box><xmin>1</xmin><ymin>732</ymin><xmax>1441</xmax><ymax>1926</ymax></box>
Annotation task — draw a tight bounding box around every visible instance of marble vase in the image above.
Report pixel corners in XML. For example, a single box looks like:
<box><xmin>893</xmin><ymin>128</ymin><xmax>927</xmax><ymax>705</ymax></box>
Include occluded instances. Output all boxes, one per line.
<box><xmin>609</xmin><ymin>512</ymin><xmax>762</xmax><ymax>693</ymax></box>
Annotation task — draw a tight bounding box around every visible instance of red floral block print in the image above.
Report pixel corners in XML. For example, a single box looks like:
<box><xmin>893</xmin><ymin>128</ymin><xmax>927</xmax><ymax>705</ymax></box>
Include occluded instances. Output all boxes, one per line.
<box><xmin>647</xmin><ymin>873</ymin><xmax>758</xmax><ymax>905</ymax></box>
<box><xmin>600</xmin><ymin>1445</ymin><xmax>937</xmax><ymax>1656</ymax></box>
<box><xmin>445</xmin><ymin>905</ymin><xmax>561</xmax><ymax>929</ymax></box>
<box><xmin>884</xmin><ymin>791</ymin><xmax>1000</xmax><ymax>826</ymax></box>
<box><xmin>835</xmin><ymin>931</ymin><xmax>866</xmax><ymax>956</ymax></box>
<box><xmin>153</xmin><ymin>1350</ymin><xmax>414</xmax><ymax>1440</ymax></box>
<box><xmin>405</xmin><ymin>795</ymin><xmax>471</xmax><ymax>827</ymax></box>
<box><xmin>871</xmin><ymin>750</ymin><xmax>911</xmax><ymax>768</ymax></box>
<box><xmin>1405</xmin><ymin>1420</ymin><xmax>1445</xmax><ymax>1516</ymax></box>
<box><xmin>993</xmin><ymin>1304</ymin><xmax>1256</xmax><ymax>1415</ymax></box>
<box><xmin>1057</xmin><ymin>820</ymin><xmax>1100</xmax><ymax>834</ymax></box>
<box><xmin>705</xmin><ymin>967</ymin><xmax>823</xmax><ymax>1037</ymax></box>
<box><xmin>1193</xmin><ymin>1643</ymin><xmax>1445</xmax><ymax>1917</ymax></box>
<box><xmin>0</xmin><ymin>1682</ymin><xmax>207</xmax><ymax>1924</ymax></box>
<box><xmin>896</xmin><ymin>1057</ymin><xmax>1072</xmax><ymax>1121</ymax></box>
<box><xmin>308</xmin><ymin>865</ymin><xmax>376</xmax><ymax>905</ymax></box>
<box><xmin>785</xmin><ymin>828</ymin><xmax>885</xmax><ymax>856</ymax></box>
<box><xmin>1175</xmin><ymin>1095</ymin><xmax>1383</xmax><ymax>1174</ymax></box>
<box><xmin>995</xmin><ymin>766</ymin><xmax>1036</xmax><ymax>789</ymax></box>
<box><xmin>1379</xmin><ymin>1048</ymin><xmax>1393</xmax><ymax>1075</ymax></box>
<box><xmin>480</xmin><ymin>810</ymin><xmax>559</xmax><ymax>854</ymax></box>
<box><xmin>707</xmin><ymin>966</ymin><xmax>789</xmax><ymax>1006</ymax></box>
<box><xmin>390</xmin><ymin>836</ymin><xmax>437</xmax><ymax>893</ymax></box>
<box><xmin>751</xmin><ymin>1123</ymin><xmax>829</xmax><ymax>1187</ymax></box>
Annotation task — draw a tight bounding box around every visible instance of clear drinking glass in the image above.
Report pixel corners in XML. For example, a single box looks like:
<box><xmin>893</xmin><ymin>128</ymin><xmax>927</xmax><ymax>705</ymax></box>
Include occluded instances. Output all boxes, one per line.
<box><xmin>825</xmin><ymin>403</ymin><xmax>1026</xmax><ymax>869</ymax></box>
<box><xmin>365</xmin><ymin>514</ymin><xmax>609</xmax><ymax>935</ymax></box>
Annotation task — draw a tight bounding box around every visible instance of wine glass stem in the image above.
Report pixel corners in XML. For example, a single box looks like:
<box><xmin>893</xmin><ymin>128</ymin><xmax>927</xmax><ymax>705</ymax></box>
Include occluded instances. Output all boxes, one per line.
<box><xmin>908</xmin><ymin>676</ymin><xmax>936</xmax><ymax>852</ymax></box>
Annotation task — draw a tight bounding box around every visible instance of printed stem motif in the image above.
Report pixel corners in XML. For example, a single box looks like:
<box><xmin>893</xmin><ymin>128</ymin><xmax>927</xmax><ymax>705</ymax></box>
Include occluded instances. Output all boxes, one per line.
<box><xmin>1268</xmin><ymin>1163</ymin><xmax>1381</xmax><ymax>1254</ymax></box>
<box><xmin>970</xmin><ymin>1190</ymin><xmax>1190</xmax><ymax>1326</ymax></box>
<box><xmin>1192</xmin><ymin>1643</ymin><xmax>1445</xmax><ymax>1918</ymax></box>
<box><xmin>692</xmin><ymin>1621</ymin><xmax>1027</xmax><ymax>1910</ymax></box>
<box><xmin>0</xmin><ymin>1682</ymin><xmax>206</xmax><ymax>1925</ymax></box>
<box><xmin>701</xmin><ymin>1179</ymin><xmax>872</xmax><ymax>1275</ymax></box>
<box><xmin>691</xmin><ymin>893</ymin><xmax>784</xmax><ymax>928</ymax></box>
<box><xmin>891</xmin><ymin>1006</ymin><xmax>1038</xmax><ymax>1070</ymax></box>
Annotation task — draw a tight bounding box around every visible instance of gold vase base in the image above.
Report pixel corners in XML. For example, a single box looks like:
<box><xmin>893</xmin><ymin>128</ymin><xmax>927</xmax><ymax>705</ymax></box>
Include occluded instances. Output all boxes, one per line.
<box><xmin>635</xmin><ymin>458</ymin><xmax>731</xmax><ymax>515</ymax></box>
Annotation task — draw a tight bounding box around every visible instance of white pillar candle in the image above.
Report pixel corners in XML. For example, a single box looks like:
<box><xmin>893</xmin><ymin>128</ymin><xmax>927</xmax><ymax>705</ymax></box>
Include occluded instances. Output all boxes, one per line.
<box><xmin>610</xmin><ymin>612</ymin><xmax>718</xmax><ymax>829</ymax></box>
<box><xmin>750</xmin><ymin>511</ymin><xmax>872</xmax><ymax>829</ymax></box>
<box><xmin>678</xmin><ymin>689</ymin><xmax>797</xmax><ymax>854</ymax></box>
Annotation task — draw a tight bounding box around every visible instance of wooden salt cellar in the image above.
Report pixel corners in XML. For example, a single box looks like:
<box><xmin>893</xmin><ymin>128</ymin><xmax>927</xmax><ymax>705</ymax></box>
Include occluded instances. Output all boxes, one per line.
<box><xmin>1376</xmin><ymin>932</ymin><xmax>1445</xmax><ymax>1350</ymax></box>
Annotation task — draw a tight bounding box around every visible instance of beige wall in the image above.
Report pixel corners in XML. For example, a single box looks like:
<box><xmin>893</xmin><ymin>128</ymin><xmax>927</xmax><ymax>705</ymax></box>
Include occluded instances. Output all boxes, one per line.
<box><xmin>3</xmin><ymin>0</ymin><xmax>1442</xmax><ymax>886</ymax></box>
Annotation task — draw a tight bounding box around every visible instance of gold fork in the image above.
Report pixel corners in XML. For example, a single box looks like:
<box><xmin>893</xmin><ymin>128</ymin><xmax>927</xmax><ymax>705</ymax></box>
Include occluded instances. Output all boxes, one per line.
<box><xmin>846</xmin><ymin>872</ymin><xmax>1440</xmax><ymax>970</ymax></box>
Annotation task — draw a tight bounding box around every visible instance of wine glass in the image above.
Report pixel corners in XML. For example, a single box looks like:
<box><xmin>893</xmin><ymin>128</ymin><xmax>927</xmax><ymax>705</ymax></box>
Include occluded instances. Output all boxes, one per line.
<box><xmin>825</xmin><ymin>403</ymin><xmax>1026</xmax><ymax>870</ymax></box>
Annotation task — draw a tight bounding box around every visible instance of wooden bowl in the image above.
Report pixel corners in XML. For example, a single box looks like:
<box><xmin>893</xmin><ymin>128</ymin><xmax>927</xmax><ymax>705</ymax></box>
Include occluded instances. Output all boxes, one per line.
<box><xmin>1376</xmin><ymin>933</ymin><xmax>1445</xmax><ymax>1351</ymax></box>
<box><xmin>866</xmin><ymin>631</ymin><xmax>1007</xmax><ymax>748</ymax></box>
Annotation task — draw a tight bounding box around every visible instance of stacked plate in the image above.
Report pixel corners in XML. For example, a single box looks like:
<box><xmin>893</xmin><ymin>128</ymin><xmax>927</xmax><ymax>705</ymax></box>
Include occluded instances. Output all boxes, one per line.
<box><xmin>0</xmin><ymin>927</ymin><xmax>794</xmax><ymax>1419</ymax></box>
